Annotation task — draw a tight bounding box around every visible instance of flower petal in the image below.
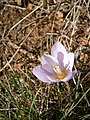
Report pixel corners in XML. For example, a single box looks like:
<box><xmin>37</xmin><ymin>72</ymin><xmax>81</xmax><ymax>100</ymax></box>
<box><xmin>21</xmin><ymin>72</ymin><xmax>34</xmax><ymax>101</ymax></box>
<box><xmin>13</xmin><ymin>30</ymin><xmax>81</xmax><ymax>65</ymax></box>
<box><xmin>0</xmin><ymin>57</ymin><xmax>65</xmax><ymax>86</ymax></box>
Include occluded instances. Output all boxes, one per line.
<box><xmin>57</xmin><ymin>52</ymin><xmax>64</xmax><ymax>68</ymax></box>
<box><xmin>51</xmin><ymin>41</ymin><xmax>67</xmax><ymax>59</ymax></box>
<box><xmin>61</xmin><ymin>69</ymin><xmax>77</xmax><ymax>82</ymax></box>
<box><xmin>41</xmin><ymin>55</ymin><xmax>47</xmax><ymax>65</ymax></box>
<box><xmin>47</xmin><ymin>76</ymin><xmax>60</xmax><ymax>82</ymax></box>
<box><xmin>67</xmin><ymin>53</ymin><xmax>74</xmax><ymax>70</ymax></box>
<box><xmin>32</xmin><ymin>66</ymin><xmax>50</xmax><ymax>83</ymax></box>
<box><xmin>42</xmin><ymin>54</ymin><xmax>59</xmax><ymax>66</ymax></box>
<box><xmin>41</xmin><ymin>64</ymin><xmax>54</xmax><ymax>74</ymax></box>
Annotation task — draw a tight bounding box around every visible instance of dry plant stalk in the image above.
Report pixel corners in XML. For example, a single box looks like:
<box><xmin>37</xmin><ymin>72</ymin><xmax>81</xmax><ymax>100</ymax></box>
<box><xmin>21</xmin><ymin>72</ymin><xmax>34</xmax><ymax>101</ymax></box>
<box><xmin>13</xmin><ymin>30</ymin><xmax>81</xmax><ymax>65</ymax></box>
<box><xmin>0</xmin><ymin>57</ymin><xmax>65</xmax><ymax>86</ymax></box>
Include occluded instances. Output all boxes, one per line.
<box><xmin>42</xmin><ymin>0</ymin><xmax>47</xmax><ymax>9</ymax></box>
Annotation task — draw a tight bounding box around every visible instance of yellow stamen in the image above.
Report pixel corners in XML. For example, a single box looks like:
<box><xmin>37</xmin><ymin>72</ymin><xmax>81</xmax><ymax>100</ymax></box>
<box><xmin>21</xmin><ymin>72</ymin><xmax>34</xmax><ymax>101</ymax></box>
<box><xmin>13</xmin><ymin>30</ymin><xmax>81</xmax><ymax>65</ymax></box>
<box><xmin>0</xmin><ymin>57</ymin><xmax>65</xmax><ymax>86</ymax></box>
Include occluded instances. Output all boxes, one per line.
<box><xmin>52</xmin><ymin>65</ymin><xmax>67</xmax><ymax>79</ymax></box>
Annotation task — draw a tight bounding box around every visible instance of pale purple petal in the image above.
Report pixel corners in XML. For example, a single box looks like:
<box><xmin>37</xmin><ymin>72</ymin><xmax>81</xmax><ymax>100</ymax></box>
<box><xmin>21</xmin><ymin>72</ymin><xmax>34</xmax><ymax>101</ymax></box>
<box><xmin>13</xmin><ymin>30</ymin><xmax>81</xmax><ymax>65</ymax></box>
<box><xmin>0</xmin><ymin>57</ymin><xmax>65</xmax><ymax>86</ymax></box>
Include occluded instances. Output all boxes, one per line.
<box><xmin>61</xmin><ymin>69</ymin><xmax>77</xmax><ymax>82</ymax></box>
<box><xmin>41</xmin><ymin>55</ymin><xmax>47</xmax><ymax>65</ymax></box>
<box><xmin>47</xmin><ymin>75</ymin><xmax>61</xmax><ymax>83</ymax></box>
<box><xmin>51</xmin><ymin>41</ymin><xmax>67</xmax><ymax>59</ymax></box>
<box><xmin>41</xmin><ymin>64</ymin><xmax>54</xmax><ymax>74</ymax></box>
<box><xmin>42</xmin><ymin>54</ymin><xmax>59</xmax><ymax>66</ymax></box>
<box><xmin>65</xmin><ymin>62</ymin><xmax>70</xmax><ymax>70</ymax></box>
<box><xmin>57</xmin><ymin>52</ymin><xmax>64</xmax><ymax>68</ymax></box>
<box><xmin>32</xmin><ymin>66</ymin><xmax>50</xmax><ymax>83</ymax></box>
<box><xmin>67</xmin><ymin>53</ymin><xmax>74</xmax><ymax>70</ymax></box>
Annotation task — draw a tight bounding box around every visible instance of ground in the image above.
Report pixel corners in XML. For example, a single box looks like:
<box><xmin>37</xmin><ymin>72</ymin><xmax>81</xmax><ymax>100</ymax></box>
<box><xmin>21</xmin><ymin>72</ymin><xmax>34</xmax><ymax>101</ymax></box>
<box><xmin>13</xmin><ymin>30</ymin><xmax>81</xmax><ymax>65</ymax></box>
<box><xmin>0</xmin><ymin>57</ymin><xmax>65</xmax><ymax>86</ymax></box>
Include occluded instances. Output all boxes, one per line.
<box><xmin>0</xmin><ymin>0</ymin><xmax>90</xmax><ymax>120</ymax></box>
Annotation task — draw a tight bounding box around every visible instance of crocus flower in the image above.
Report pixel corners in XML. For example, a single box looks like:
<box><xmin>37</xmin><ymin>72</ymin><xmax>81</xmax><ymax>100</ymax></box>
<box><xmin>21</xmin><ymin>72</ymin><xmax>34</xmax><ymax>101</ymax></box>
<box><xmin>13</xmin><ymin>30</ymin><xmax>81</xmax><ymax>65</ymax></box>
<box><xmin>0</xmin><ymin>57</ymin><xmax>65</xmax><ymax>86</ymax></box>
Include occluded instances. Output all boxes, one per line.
<box><xmin>32</xmin><ymin>41</ymin><xmax>77</xmax><ymax>83</ymax></box>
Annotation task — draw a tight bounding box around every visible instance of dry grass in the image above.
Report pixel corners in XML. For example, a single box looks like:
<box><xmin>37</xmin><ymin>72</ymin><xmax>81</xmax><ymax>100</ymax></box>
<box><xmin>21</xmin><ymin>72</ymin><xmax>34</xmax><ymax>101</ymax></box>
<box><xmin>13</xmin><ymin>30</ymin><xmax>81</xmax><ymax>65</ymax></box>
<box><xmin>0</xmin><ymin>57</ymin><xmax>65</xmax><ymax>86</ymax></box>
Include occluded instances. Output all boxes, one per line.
<box><xmin>0</xmin><ymin>0</ymin><xmax>90</xmax><ymax>120</ymax></box>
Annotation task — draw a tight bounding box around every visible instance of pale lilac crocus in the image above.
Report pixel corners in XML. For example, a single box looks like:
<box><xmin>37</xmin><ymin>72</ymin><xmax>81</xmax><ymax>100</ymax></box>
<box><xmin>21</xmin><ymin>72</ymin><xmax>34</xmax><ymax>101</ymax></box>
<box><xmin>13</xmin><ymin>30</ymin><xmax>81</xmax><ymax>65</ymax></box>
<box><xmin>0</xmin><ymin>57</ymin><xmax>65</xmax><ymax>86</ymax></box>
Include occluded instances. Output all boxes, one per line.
<box><xmin>32</xmin><ymin>41</ymin><xmax>77</xmax><ymax>83</ymax></box>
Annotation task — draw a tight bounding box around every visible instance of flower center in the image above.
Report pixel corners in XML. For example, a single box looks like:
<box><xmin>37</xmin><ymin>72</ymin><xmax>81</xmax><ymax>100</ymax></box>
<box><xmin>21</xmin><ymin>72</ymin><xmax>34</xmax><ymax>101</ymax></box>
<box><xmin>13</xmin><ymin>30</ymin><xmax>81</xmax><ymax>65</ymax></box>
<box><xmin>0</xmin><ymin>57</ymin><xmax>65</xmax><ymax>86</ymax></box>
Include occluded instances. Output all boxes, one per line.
<box><xmin>52</xmin><ymin>65</ymin><xmax>67</xmax><ymax>79</ymax></box>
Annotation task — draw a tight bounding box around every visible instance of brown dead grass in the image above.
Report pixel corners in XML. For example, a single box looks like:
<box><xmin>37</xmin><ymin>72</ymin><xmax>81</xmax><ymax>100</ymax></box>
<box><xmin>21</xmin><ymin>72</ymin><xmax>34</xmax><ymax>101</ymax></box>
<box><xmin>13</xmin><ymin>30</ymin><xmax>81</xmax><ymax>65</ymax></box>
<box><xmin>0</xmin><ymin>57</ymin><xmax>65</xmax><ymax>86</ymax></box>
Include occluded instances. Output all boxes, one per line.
<box><xmin>0</xmin><ymin>0</ymin><xmax>90</xmax><ymax>119</ymax></box>
<box><xmin>0</xmin><ymin>0</ymin><xmax>89</xmax><ymax>78</ymax></box>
